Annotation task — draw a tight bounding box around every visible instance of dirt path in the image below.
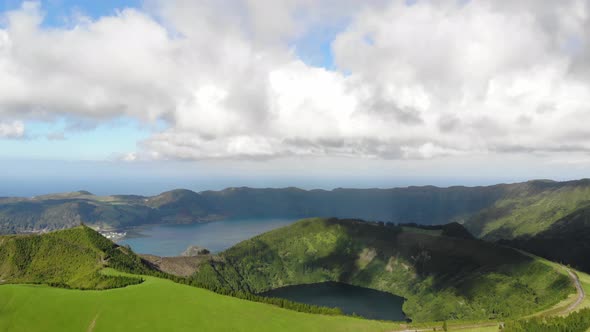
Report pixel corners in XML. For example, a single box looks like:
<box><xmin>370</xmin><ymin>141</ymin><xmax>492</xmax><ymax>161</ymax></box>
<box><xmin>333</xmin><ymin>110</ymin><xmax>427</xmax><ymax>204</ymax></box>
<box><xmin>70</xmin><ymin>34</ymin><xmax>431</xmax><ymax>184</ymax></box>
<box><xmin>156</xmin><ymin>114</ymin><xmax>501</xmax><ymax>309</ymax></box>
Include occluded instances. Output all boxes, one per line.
<box><xmin>87</xmin><ymin>313</ymin><xmax>100</xmax><ymax>332</ymax></box>
<box><xmin>391</xmin><ymin>264</ymin><xmax>585</xmax><ymax>332</ymax></box>
<box><xmin>394</xmin><ymin>322</ymin><xmax>500</xmax><ymax>332</ymax></box>
<box><xmin>561</xmin><ymin>268</ymin><xmax>585</xmax><ymax>315</ymax></box>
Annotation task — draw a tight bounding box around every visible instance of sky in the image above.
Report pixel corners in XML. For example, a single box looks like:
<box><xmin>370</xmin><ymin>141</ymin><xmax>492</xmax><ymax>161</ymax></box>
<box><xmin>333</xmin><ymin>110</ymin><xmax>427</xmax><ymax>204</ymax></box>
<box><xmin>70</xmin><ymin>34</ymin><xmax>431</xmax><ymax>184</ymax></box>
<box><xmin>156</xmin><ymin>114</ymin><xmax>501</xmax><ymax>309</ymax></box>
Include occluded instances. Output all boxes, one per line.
<box><xmin>0</xmin><ymin>0</ymin><xmax>590</xmax><ymax>195</ymax></box>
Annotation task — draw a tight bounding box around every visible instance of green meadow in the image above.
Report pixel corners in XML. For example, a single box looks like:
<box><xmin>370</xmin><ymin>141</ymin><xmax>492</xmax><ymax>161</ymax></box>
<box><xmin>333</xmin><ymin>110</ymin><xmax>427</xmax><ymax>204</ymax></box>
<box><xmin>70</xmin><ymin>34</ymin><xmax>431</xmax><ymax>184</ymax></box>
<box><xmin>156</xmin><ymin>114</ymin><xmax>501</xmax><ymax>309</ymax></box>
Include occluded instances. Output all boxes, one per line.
<box><xmin>0</xmin><ymin>270</ymin><xmax>401</xmax><ymax>332</ymax></box>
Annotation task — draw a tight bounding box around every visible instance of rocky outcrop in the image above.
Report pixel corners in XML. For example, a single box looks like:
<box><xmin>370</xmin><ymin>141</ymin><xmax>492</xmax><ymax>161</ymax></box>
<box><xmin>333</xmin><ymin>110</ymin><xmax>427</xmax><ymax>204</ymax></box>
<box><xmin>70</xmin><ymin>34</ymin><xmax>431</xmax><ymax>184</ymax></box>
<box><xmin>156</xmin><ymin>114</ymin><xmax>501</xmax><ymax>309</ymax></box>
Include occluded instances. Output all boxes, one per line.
<box><xmin>181</xmin><ymin>245</ymin><xmax>210</xmax><ymax>257</ymax></box>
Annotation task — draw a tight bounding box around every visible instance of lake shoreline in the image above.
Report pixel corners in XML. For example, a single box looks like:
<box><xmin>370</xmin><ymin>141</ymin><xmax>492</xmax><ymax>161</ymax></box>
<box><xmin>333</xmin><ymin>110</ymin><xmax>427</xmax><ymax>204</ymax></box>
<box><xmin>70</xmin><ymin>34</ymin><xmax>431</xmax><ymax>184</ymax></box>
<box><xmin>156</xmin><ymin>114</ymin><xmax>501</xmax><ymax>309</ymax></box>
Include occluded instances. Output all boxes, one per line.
<box><xmin>116</xmin><ymin>218</ymin><xmax>298</xmax><ymax>257</ymax></box>
<box><xmin>261</xmin><ymin>281</ymin><xmax>408</xmax><ymax>321</ymax></box>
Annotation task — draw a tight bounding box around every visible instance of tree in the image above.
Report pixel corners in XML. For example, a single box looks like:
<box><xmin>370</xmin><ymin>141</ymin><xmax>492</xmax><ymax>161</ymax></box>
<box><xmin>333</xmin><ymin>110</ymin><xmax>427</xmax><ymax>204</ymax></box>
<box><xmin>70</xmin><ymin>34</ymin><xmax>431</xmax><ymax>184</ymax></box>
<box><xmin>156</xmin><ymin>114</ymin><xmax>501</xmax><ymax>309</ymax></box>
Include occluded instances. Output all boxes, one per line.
<box><xmin>442</xmin><ymin>321</ymin><xmax>448</xmax><ymax>331</ymax></box>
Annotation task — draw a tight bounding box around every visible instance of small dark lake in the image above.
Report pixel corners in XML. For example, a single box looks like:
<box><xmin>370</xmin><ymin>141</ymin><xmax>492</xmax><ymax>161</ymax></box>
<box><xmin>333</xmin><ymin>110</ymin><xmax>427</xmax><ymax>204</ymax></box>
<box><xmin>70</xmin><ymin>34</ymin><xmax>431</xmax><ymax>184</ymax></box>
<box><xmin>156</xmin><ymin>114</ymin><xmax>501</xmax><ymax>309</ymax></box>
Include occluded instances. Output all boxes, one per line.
<box><xmin>261</xmin><ymin>282</ymin><xmax>406</xmax><ymax>321</ymax></box>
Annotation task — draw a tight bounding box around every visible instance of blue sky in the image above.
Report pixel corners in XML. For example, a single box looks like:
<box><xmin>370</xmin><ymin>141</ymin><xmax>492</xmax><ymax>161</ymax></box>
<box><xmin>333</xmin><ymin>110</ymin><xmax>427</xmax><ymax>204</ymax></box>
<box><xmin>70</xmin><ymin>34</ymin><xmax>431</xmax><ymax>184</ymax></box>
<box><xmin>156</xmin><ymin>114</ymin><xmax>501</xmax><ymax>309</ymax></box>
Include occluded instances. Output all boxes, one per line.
<box><xmin>0</xmin><ymin>0</ymin><xmax>336</xmax><ymax>162</ymax></box>
<box><xmin>1</xmin><ymin>0</ymin><xmax>141</xmax><ymax>25</ymax></box>
<box><xmin>0</xmin><ymin>0</ymin><xmax>147</xmax><ymax>161</ymax></box>
<box><xmin>0</xmin><ymin>0</ymin><xmax>589</xmax><ymax>195</ymax></box>
<box><xmin>0</xmin><ymin>119</ymin><xmax>148</xmax><ymax>160</ymax></box>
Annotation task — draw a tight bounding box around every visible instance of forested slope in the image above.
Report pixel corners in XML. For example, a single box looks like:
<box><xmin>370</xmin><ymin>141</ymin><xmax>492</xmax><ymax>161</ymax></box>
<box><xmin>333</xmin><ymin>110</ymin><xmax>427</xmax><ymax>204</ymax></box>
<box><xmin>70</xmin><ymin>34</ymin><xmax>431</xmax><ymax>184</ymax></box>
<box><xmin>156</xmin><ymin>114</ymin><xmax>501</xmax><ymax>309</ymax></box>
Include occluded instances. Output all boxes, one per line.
<box><xmin>0</xmin><ymin>226</ymin><xmax>152</xmax><ymax>289</ymax></box>
<box><xmin>191</xmin><ymin>218</ymin><xmax>572</xmax><ymax>322</ymax></box>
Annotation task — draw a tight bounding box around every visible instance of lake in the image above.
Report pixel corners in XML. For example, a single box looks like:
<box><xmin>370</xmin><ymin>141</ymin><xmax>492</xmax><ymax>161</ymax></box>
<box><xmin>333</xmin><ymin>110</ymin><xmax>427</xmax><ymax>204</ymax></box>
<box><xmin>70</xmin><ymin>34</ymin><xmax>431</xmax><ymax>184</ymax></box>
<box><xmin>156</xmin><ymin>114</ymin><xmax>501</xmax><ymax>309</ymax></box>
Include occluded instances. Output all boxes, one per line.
<box><xmin>261</xmin><ymin>282</ymin><xmax>407</xmax><ymax>321</ymax></box>
<box><xmin>118</xmin><ymin>218</ymin><xmax>296</xmax><ymax>256</ymax></box>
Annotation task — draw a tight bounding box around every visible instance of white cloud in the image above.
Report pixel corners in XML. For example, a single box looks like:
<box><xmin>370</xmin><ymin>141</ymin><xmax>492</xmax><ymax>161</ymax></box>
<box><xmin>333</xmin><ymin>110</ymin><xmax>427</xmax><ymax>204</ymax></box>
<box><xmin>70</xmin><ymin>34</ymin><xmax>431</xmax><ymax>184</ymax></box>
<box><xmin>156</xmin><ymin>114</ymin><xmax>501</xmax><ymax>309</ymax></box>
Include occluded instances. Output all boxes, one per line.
<box><xmin>332</xmin><ymin>0</ymin><xmax>590</xmax><ymax>155</ymax></box>
<box><xmin>0</xmin><ymin>120</ymin><xmax>25</xmax><ymax>138</ymax></box>
<box><xmin>0</xmin><ymin>0</ymin><xmax>589</xmax><ymax>161</ymax></box>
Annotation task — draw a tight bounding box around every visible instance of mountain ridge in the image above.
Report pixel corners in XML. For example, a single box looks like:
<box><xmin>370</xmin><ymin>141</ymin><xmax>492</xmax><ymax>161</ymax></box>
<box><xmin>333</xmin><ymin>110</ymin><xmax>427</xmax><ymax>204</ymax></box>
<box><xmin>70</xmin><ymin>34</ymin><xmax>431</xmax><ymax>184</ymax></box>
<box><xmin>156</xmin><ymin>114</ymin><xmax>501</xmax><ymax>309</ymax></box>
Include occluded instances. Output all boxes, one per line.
<box><xmin>1</xmin><ymin>178</ymin><xmax>590</xmax><ymax>237</ymax></box>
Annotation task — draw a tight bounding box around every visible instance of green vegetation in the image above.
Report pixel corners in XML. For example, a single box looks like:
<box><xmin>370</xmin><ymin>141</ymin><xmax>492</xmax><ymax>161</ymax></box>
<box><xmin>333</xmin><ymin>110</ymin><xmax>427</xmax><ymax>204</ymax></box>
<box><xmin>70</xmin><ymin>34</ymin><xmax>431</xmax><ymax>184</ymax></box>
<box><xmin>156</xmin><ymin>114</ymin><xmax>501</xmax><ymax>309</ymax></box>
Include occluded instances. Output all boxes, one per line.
<box><xmin>0</xmin><ymin>218</ymin><xmax>586</xmax><ymax>331</ymax></box>
<box><xmin>0</xmin><ymin>226</ymin><xmax>151</xmax><ymax>289</ymax></box>
<box><xmin>0</xmin><ymin>197</ymin><xmax>154</xmax><ymax>233</ymax></box>
<box><xmin>503</xmin><ymin>308</ymin><xmax>590</xmax><ymax>332</ymax></box>
<box><xmin>3</xmin><ymin>179</ymin><xmax>590</xmax><ymax>281</ymax></box>
<box><xmin>190</xmin><ymin>218</ymin><xmax>572</xmax><ymax>322</ymax></box>
<box><xmin>502</xmin><ymin>205</ymin><xmax>590</xmax><ymax>272</ymax></box>
<box><xmin>192</xmin><ymin>286</ymin><xmax>345</xmax><ymax>316</ymax></box>
<box><xmin>144</xmin><ymin>189</ymin><xmax>216</xmax><ymax>223</ymax></box>
<box><xmin>0</xmin><ymin>190</ymin><xmax>212</xmax><ymax>234</ymax></box>
<box><xmin>0</xmin><ymin>226</ymin><xmax>371</xmax><ymax>318</ymax></box>
<box><xmin>464</xmin><ymin>179</ymin><xmax>590</xmax><ymax>240</ymax></box>
<box><xmin>200</xmin><ymin>185</ymin><xmax>508</xmax><ymax>224</ymax></box>
<box><xmin>398</xmin><ymin>222</ymin><xmax>475</xmax><ymax>239</ymax></box>
<box><xmin>459</xmin><ymin>179</ymin><xmax>590</xmax><ymax>273</ymax></box>
<box><xmin>0</xmin><ymin>271</ymin><xmax>401</xmax><ymax>332</ymax></box>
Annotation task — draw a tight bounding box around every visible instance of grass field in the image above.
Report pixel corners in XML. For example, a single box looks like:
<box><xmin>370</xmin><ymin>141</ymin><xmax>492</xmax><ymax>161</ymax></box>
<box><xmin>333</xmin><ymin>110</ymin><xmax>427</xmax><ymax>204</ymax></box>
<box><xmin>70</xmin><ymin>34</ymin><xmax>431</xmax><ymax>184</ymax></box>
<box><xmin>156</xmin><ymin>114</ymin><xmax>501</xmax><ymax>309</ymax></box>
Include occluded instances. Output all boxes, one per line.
<box><xmin>0</xmin><ymin>269</ymin><xmax>402</xmax><ymax>332</ymax></box>
<box><xmin>0</xmin><ymin>263</ymin><xmax>586</xmax><ymax>332</ymax></box>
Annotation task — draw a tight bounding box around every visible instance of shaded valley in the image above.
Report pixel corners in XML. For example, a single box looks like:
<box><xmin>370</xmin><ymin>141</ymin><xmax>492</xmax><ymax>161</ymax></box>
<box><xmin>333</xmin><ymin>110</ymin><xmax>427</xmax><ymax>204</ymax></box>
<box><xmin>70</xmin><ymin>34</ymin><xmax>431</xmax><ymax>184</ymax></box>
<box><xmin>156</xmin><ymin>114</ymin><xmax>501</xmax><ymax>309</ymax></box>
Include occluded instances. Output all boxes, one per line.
<box><xmin>188</xmin><ymin>218</ymin><xmax>572</xmax><ymax>322</ymax></box>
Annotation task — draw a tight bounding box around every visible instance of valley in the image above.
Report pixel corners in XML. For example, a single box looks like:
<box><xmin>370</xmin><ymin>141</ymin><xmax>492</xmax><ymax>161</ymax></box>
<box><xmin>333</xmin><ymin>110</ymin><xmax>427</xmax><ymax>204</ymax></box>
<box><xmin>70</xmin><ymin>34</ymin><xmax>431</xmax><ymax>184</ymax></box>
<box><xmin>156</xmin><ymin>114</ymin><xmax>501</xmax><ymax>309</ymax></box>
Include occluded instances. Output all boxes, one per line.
<box><xmin>4</xmin><ymin>180</ymin><xmax>590</xmax><ymax>331</ymax></box>
<box><xmin>0</xmin><ymin>220</ymin><xmax>588</xmax><ymax>332</ymax></box>
<box><xmin>189</xmin><ymin>218</ymin><xmax>572</xmax><ymax>322</ymax></box>
<box><xmin>3</xmin><ymin>1</ymin><xmax>587</xmax><ymax>330</ymax></box>
<box><xmin>4</xmin><ymin>179</ymin><xmax>590</xmax><ymax>277</ymax></box>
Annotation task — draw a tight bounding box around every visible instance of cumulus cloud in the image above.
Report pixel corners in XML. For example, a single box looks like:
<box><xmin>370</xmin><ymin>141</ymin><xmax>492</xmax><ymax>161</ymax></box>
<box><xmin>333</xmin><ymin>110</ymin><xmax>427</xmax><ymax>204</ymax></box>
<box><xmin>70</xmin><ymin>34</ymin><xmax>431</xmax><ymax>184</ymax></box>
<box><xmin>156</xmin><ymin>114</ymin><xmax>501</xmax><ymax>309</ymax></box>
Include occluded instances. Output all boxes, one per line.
<box><xmin>0</xmin><ymin>0</ymin><xmax>589</xmax><ymax>160</ymax></box>
<box><xmin>0</xmin><ymin>120</ymin><xmax>25</xmax><ymax>138</ymax></box>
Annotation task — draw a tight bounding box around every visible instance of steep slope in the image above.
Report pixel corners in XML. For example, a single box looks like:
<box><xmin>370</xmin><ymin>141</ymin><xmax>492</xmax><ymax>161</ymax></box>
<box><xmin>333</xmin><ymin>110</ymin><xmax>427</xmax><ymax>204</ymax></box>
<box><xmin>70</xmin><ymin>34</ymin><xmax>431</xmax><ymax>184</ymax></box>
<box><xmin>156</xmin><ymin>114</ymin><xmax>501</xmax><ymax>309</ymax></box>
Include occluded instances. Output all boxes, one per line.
<box><xmin>191</xmin><ymin>218</ymin><xmax>572</xmax><ymax>322</ymax></box>
<box><xmin>146</xmin><ymin>189</ymin><xmax>216</xmax><ymax>223</ymax></box>
<box><xmin>0</xmin><ymin>190</ymin><xmax>211</xmax><ymax>234</ymax></box>
<box><xmin>464</xmin><ymin>179</ymin><xmax>590</xmax><ymax>240</ymax></box>
<box><xmin>0</xmin><ymin>196</ymin><xmax>155</xmax><ymax>233</ymax></box>
<box><xmin>502</xmin><ymin>205</ymin><xmax>590</xmax><ymax>272</ymax></box>
<box><xmin>0</xmin><ymin>226</ymin><xmax>153</xmax><ymax>289</ymax></box>
<box><xmin>200</xmin><ymin>185</ymin><xmax>507</xmax><ymax>223</ymax></box>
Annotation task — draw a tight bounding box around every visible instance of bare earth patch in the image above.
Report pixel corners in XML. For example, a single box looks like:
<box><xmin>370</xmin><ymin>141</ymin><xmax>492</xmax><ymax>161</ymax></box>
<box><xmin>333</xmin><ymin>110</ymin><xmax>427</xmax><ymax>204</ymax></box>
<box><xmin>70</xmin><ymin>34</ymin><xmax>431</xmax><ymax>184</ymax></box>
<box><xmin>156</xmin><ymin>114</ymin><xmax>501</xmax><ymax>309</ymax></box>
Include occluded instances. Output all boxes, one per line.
<box><xmin>357</xmin><ymin>248</ymin><xmax>377</xmax><ymax>269</ymax></box>
<box><xmin>561</xmin><ymin>268</ymin><xmax>585</xmax><ymax>315</ymax></box>
<box><xmin>87</xmin><ymin>313</ymin><xmax>100</xmax><ymax>332</ymax></box>
<box><xmin>141</xmin><ymin>254</ymin><xmax>210</xmax><ymax>277</ymax></box>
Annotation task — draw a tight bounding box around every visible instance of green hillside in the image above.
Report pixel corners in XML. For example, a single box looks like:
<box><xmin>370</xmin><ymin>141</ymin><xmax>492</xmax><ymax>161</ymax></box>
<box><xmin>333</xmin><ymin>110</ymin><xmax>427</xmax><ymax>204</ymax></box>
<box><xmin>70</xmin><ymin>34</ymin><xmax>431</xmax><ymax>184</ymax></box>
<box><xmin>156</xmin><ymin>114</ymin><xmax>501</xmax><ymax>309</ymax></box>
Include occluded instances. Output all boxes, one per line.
<box><xmin>145</xmin><ymin>189</ymin><xmax>217</xmax><ymax>223</ymax></box>
<box><xmin>0</xmin><ymin>219</ymin><xmax>584</xmax><ymax>332</ymax></box>
<box><xmin>0</xmin><ymin>227</ymin><xmax>403</xmax><ymax>332</ymax></box>
<box><xmin>0</xmin><ymin>226</ymin><xmax>151</xmax><ymax>289</ymax></box>
<box><xmin>0</xmin><ymin>198</ymin><xmax>154</xmax><ymax>233</ymax></box>
<box><xmin>502</xmin><ymin>205</ymin><xmax>590</xmax><ymax>272</ymax></box>
<box><xmin>454</xmin><ymin>179</ymin><xmax>590</xmax><ymax>275</ymax></box>
<box><xmin>0</xmin><ymin>271</ymin><xmax>401</xmax><ymax>332</ymax></box>
<box><xmin>191</xmin><ymin>218</ymin><xmax>572</xmax><ymax>322</ymax></box>
<box><xmin>200</xmin><ymin>185</ymin><xmax>508</xmax><ymax>223</ymax></box>
<box><xmin>464</xmin><ymin>179</ymin><xmax>590</xmax><ymax>240</ymax></box>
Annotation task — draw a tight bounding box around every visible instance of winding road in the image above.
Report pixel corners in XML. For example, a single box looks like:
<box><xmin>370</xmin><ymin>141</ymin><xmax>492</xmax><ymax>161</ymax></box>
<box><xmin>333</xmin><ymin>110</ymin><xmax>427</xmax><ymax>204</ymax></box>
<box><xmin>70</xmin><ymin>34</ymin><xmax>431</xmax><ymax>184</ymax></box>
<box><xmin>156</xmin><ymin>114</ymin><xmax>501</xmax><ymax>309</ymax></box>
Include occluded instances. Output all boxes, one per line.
<box><xmin>562</xmin><ymin>268</ymin><xmax>585</xmax><ymax>315</ymax></box>
<box><xmin>392</xmin><ymin>264</ymin><xmax>586</xmax><ymax>332</ymax></box>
